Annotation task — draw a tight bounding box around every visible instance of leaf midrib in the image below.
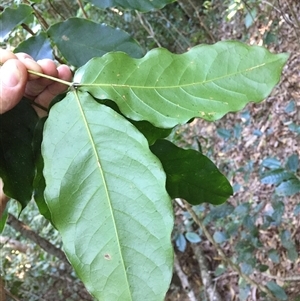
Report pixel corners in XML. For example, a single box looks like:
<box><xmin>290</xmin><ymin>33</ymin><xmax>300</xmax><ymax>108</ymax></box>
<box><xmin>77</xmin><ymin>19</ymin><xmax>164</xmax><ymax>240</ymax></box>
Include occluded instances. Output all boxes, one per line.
<box><xmin>79</xmin><ymin>62</ymin><xmax>269</xmax><ymax>90</ymax></box>
<box><xmin>73</xmin><ymin>90</ymin><xmax>133</xmax><ymax>300</ymax></box>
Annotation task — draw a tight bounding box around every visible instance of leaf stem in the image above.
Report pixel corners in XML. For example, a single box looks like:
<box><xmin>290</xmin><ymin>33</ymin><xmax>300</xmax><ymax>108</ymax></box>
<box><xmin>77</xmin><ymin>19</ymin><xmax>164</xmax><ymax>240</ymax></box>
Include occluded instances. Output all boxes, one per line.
<box><xmin>27</xmin><ymin>69</ymin><xmax>73</xmax><ymax>86</ymax></box>
<box><xmin>0</xmin><ymin>64</ymin><xmax>73</xmax><ymax>87</ymax></box>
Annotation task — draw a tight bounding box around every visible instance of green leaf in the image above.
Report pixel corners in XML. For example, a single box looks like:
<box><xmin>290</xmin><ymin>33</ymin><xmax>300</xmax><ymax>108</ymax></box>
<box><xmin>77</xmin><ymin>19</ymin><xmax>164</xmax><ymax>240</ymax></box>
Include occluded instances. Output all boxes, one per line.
<box><xmin>96</xmin><ymin>99</ymin><xmax>172</xmax><ymax>145</ymax></box>
<box><xmin>266</xmin><ymin>281</ymin><xmax>287</xmax><ymax>300</ymax></box>
<box><xmin>294</xmin><ymin>204</ymin><xmax>300</xmax><ymax>215</ymax></box>
<box><xmin>185</xmin><ymin>232</ymin><xmax>201</xmax><ymax>243</ymax></box>
<box><xmin>42</xmin><ymin>91</ymin><xmax>174</xmax><ymax>301</ymax></box>
<box><xmin>32</xmin><ymin>118</ymin><xmax>52</xmax><ymax>222</ymax></box>
<box><xmin>260</xmin><ymin>168</ymin><xmax>294</xmax><ymax>185</ymax></box>
<box><xmin>288</xmin><ymin>123</ymin><xmax>300</xmax><ymax>134</ymax></box>
<box><xmin>76</xmin><ymin>41</ymin><xmax>289</xmax><ymax>128</ymax></box>
<box><xmin>213</xmin><ymin>231</ymin><xmax>228</xmax><ymax>244</ymax></box>
<box><xmin>0</xmin><ymin>206</ymin><xmax>8</xmax><ymax>233</ymax></box>
<box><xmin>0</xmin><ymin>4</ymin><xmax>33</xmax><ymax>41</ymax></box>
<box><xmin>150</xmin><ymin>139</ymin><xmax>233</xmax><ymax>205</ymax></box>
<box><xmin>261</xmin><ymin>157</ymin><xmax>281</xmax><ymax>169</ymax></box>
<box><xmin>204</xmin><ymin>203</ymin><xmax>234</xmax><ymax>224</ymax></box>
<box><xmin>285</xmin><ymin>154</ymin><xmax>299</xmax><ymax>172</ymax></box>
<box><xmin>240</xmin><ymin>262</ymin><xmax>253</xmax><ymax>275</ymax></box>
<box><xmin>47</xmin><ymin>18</ymin><xmax>144</xmax><ymax>67</ymax></box>
<box><xmin>175</xmin><ymin>233</ymin><xmax>187</xmax><ymax>252</ymax></box>
<box><xmin>0</xmin><ymin>98</ymin><xmax>38</xmax><ymax>207</ymax></box>
<box><xmin>86</xmin><ymin>0</ymin><xmax>175</xmax><ymax>12</ymax></box>
<box><xmin>239</xmin><ymin>281</ymin><xmax>251</xmax><ymax>301</ymax></box>
<box><xmin>14</xmin><ymin>32</ymin><xmax>53</xmax><ymax>61</ymax></box>
<box><xmin>275</xmin><ymin>178</ymin><xmax>300</xmax><ymax>196</ymax></box>
<box><xmin>130</xmin><ymin>120</ymin><xmax>172</xmax><ymax>145</ymax></box>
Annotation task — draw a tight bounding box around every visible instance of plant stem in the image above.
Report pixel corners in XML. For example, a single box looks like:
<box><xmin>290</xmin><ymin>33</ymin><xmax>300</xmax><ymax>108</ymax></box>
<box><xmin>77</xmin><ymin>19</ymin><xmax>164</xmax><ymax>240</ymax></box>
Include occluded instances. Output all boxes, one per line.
<box><xmin>27</xmin><ymin>69</ymin><xmax>73</xmax><ymax>86</ymax></box>
<box><xmin>0</xmin><ymin>63</ymin><xmax>73</xmax><ymax>86</ymax></box>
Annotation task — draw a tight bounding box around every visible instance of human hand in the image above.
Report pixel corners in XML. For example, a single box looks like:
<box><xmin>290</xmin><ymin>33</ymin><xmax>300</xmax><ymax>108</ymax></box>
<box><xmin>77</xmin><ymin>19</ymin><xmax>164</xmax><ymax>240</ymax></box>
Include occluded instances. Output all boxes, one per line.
<box><xmin>0</xmin><ymin>49</ymin><xmax>72</xmax><ymax>117</ymax></box>
<box><xmin>0</xmin><ymin>49</ymin><xmax>73</xmax><ymax>217</ymax></box>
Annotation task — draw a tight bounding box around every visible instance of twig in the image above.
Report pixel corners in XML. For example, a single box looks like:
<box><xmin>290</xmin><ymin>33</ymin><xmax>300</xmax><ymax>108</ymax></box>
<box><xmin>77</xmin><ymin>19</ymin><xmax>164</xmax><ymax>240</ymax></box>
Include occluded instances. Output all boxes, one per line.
<box><xmin>77</xmin><ymin>0</ymin><xmax>88</xmax><ymax>19</ymax></box>
<box><xmin>0</xmin><ymin>276</ymin><xmax>6</xmax><ymax>301</ymax></box>
<box><xmin>22</xmin><ymin>0</ymin><xmax>49</xmax><ymax>30</ymax></box>
<box><xmin>6</xmin><ymin>214</ymin><xmax>69</xmax><ymax>264</ymax></box>
<box><xmin>48</xmin><ymin>0</ymin><xmax>66</xmax><ymax>20</ymax></box>
<box><xmin>262</xmin><ymin>272</ymin><xmax>300</xmax><ymax>281</ymax></box>
<box><xmin>135</xmin><ymin>11</ymin><xmax>162</xmax><ymax>47</ymax></box>
<box><xmin>188</xmin><ymin>0</ymin><xmax>216</xmax><ymax>43</ymax></box>
<box><xmin>4</xmin><ymin>288</ymin><xmax>22</xmax><ymax>301</ymax></box>
<box><xmin>191</xmin><ymin>244</ymin><xmax>222</xmax><ymax>301</ymax></box>
<box><xmin>157</xmin><ymin>10</ymin><xmax>189</xmax><ymax>52</ymax></box>
<box><xmin>174</xmin><ymin>254</ymin><xmax>198</xmax><ymax>301</ymax></box>
<box><xmin>183</xmin><ymin>200</ymin><xmax>278</xmax><ymax>301</ymax></box>
<box><xmin>20</xmin><ymin>23</ymin><xmax>35</xmax><ymax>36</ymax></box>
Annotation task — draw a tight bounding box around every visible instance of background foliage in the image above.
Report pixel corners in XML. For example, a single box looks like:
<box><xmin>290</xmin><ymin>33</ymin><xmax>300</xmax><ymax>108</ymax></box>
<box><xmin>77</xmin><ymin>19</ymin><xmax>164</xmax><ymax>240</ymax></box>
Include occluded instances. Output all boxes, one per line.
<box><xmin>1</xmin><ymin>0</ymin><xmax>299</xmax><ymax>300</ymax></box>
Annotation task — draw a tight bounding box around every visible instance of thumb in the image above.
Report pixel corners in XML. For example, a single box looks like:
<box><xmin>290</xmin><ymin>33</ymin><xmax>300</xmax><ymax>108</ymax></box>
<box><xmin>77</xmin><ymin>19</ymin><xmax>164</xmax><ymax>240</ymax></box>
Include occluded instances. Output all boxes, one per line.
<box><xmin>0</xmin><ymin>59</ymin><xmax>27</xmax><ymax>114</ymax></box>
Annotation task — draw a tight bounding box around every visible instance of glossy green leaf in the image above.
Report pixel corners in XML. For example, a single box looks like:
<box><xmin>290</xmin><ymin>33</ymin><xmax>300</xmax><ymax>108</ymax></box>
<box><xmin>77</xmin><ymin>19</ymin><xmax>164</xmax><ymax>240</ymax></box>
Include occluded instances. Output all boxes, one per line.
<box><xmin>0</xmin><ymin>4</ymin><xmax>33</xmax><ymax>41</ymax></box>
<box><xmin>14</xmin><ymin>32</ymin><xmax>53</xmax><ymax>61</ymax></box>
<box><xmin>32</xmin><ymin>118</ymin><xmax>52</xmax><ymax>222</ymax></box>
<box><xmin>75</xmin><ymin>41</ymin><xmax>289</xmax><ymax>128</ymax></box>
<box><xmin>42</xmin><ymin>91</ymin><xmax>173</xmax><ymax>301</ymax></box>
<box><xmin>87</xmin><ymin>0</ymin><xmax>176</xmax><ymax>12</ymax></box>
<box><xmin>150</xmin><ymin>139</ymin><xmax>233</xmax><ymax>205</ymax></box>
<box><xmin>0</xmin><ymin>98</ymin><xmax>38</xmax><ymax>207</ymax></box>
<box><xmin>47</xmin><ymin>18</ymin><xmax>144</xmax><ymax>67</ymax></box>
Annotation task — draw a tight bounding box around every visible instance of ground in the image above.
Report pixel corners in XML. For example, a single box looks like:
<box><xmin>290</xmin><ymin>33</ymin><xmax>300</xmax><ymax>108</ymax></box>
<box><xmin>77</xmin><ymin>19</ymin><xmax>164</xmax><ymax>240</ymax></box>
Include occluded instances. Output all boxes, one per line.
<box><xmin>166</xmin><ymin>1</ymin><xmax>300</xmax><ymax>300</ymax></box>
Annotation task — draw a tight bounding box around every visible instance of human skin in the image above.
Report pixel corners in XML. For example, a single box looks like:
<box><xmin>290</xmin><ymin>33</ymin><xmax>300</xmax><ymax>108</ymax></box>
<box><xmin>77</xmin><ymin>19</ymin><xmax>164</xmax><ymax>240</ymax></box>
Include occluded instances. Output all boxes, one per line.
<box><xmin>0</xmin><ymin>49</ymin><xmax>73</xmax><ymax>217</ymax></box>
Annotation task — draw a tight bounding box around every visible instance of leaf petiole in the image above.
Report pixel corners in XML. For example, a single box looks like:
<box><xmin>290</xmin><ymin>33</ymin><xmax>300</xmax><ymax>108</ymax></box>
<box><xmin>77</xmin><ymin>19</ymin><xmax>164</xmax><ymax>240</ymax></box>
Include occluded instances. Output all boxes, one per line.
<box><xmin>27</xmin><ymin>69</ymin><xmax>73</xmax><ymax>86</ymax></box>
<box><xmin>0</xmin><ymin>64</ymin><xmax>73</xmax><ymax>87</ymax></box>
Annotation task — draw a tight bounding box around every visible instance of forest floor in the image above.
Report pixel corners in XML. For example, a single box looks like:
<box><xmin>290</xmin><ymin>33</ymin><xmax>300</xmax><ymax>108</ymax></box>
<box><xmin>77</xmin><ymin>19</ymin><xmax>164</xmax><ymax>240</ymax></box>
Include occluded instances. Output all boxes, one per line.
<box><xmin>166</xmin><ymin>1</ymin><xmax>300</xmax><ymax>301</ymax></box>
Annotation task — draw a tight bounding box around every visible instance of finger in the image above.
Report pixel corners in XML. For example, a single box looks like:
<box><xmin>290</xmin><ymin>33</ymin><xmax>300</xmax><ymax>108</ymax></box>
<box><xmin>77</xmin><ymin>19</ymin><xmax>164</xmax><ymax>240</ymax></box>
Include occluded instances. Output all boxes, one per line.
<box><xmin>33</xmin><ymin>64</ymin><xmax>73</xmax><ymax>117</ymax></box>
<box><xmin>0</xmin><ymin>49</ymin><xmax>17</xmax><ymax>64</ymax></box>
<box><xmin>24</xmin><ymin>59</ymin><xmax>59</xmax><ymax>99</ymax></box>
<box><xmin>33</xmin><ymin>65</ymin><xmax>73</xmax><ymax>117</ymax></box>
<box><xmin>0</xmin><ymin>59</ymin><xmax>28</xmax><ymax>114</ymax></box>
<box><xmin>15</xmin><ymin>53</ymin><xmax>43</xmax><ymax>80</ymax></box>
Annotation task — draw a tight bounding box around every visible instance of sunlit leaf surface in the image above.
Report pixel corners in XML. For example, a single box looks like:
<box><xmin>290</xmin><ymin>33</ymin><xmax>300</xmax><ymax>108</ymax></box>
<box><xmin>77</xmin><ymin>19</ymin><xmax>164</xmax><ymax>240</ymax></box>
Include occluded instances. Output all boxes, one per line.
<box><xmin>42</xmin><ymin>91</ymin><xmax>174</xmax><ymax>301</ymax></box>
<box><xmin>75</xmin><ymin>41</ymin><xmax>288</xmax><ymax>128</ymax></box>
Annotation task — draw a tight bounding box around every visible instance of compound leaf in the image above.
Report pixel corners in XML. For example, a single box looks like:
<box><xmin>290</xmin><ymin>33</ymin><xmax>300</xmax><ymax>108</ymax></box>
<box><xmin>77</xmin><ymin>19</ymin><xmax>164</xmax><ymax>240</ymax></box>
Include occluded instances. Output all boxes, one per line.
<box><xmin>75</xmin><ymin>41</ymin><xmax>289</xmax><ymax>128</ymax></box>
<box><xmin>47</xmin><ymin>18</ymin><xmax>144</xmax><ymax>67</ymax></box>
<box><xmin>87</xmin><ymin>0</ymin><xmax>176</xmax><ymax>12</ymax></box>
<box><xmin>42</xmin><ymin>91</ymin><xmax>173</xmax><ymax>301</ymax></box>
<box><xmin>150</xmin><ymin>139</ymin><xmax>233</xmax><ymax>205</ymax></box>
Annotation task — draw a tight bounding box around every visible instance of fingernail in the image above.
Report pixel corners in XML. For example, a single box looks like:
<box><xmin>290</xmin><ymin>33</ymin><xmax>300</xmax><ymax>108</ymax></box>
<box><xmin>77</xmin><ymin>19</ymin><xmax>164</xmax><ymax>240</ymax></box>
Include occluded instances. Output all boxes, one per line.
<box><xmin>0</xmin><ymin>62</ymin><xmax>21</xmax><ymax>87</ymax></box>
